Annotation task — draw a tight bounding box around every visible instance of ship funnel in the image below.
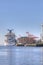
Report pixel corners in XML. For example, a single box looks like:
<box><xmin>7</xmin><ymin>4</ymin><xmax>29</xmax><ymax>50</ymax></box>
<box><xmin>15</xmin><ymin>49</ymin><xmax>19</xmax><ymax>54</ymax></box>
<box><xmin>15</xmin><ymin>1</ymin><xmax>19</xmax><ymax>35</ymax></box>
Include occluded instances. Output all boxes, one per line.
<box><xmin>8</xmin><ymin>29</ymin><xmax>13</xmax><ymax>33</ymax></box>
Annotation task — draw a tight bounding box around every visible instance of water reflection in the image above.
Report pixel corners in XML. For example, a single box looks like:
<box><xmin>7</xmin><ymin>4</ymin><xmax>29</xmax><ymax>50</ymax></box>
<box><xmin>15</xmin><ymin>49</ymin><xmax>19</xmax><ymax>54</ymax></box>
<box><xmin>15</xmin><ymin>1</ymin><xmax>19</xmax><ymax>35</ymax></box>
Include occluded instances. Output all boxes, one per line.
<box><xmin>0</xmin><ymin>47</ymin><xmax>43</xmax><ymax>65</ymax></box>
<box><xmin>13</xmin><ymin>47</ymin><xmax>43</xmax><ymax>65</ymax></box>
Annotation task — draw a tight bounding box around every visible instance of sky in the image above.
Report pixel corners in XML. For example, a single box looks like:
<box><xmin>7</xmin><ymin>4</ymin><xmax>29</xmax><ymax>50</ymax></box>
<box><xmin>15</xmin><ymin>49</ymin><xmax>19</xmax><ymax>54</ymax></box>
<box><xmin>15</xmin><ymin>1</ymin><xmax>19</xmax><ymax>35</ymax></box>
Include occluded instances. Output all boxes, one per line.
<box><xmin>0</xmin><ymin>0</ymin><xmax>43</xmax><ymax>44</ymax></box>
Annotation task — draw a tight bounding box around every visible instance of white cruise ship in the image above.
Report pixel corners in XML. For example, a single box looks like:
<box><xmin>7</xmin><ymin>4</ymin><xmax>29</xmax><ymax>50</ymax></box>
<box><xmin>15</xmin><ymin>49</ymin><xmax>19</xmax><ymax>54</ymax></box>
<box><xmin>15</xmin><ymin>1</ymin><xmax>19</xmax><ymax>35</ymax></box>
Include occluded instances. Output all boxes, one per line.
<box><xmin>5</xmin><ymin>29</ymin><xmax>16</xmax><ymax>46</ymax></box>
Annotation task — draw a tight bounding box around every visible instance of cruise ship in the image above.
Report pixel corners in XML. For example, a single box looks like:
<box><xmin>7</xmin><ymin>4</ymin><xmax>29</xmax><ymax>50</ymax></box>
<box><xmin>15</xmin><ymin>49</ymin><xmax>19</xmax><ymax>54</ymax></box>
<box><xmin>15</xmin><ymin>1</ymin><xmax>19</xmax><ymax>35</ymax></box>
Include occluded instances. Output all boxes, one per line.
<box><xmin>5</xmin><ymin>29</ymin><xmax>16</xmax><ymax>46</ymax></box>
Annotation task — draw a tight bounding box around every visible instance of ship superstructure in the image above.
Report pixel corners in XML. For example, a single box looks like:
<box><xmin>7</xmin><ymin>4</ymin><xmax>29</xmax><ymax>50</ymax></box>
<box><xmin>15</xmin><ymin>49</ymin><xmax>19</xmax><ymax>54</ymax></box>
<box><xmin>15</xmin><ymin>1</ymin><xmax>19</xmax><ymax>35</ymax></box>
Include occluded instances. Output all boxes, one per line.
<box><xmin>5</xmin><ymin>29</ymin><xmax>16</xmax><ymax>46</ymax></box>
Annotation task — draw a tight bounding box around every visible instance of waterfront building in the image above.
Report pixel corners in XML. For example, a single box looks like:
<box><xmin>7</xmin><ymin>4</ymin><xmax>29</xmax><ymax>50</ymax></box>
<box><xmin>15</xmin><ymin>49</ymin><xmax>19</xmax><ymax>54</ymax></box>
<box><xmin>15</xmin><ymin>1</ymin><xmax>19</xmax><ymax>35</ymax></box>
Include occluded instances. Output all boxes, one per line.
<box><xmin>40</xmin><ymin>24</ymin><xmax>43</xmax><ymax>42</ymax></box>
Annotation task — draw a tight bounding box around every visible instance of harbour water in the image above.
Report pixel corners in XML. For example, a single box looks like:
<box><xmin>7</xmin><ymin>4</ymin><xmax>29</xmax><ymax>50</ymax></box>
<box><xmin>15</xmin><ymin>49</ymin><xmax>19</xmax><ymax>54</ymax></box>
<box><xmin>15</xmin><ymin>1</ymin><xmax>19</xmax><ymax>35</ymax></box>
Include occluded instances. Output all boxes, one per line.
<box><xmin>0</xmin><ymin>46</ymin><xmax>43</xmax><ymax>65</ymax></box>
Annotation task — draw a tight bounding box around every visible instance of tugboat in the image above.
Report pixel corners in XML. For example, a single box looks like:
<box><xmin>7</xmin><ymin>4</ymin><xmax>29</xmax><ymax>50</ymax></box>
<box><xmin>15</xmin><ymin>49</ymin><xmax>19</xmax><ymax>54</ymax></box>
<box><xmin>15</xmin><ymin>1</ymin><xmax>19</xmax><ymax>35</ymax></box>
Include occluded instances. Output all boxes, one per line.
<box><xmin>5</xmin><ymin>29</ymin><xmax>16</xmax><ymax>46</ymax></box>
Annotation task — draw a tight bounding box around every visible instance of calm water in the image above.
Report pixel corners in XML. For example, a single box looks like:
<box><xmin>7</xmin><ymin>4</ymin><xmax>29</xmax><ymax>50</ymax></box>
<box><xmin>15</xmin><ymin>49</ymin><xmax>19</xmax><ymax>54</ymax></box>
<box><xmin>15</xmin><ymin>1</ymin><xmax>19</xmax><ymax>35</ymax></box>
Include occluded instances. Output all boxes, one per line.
<box><xmin>0</xmin><ymin>46</ymin><xmax>43</xmax><ymax>65</ymax></box>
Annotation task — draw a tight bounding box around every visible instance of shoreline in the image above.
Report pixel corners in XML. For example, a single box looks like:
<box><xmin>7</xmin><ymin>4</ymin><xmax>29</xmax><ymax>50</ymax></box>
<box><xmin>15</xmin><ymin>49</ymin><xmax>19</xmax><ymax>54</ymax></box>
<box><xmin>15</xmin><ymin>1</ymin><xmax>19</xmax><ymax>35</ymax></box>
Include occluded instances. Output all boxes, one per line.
<box><xmin>0</xmin><ymin>42</ymin><xmax>43</xmax><ymax>47</ymax></box>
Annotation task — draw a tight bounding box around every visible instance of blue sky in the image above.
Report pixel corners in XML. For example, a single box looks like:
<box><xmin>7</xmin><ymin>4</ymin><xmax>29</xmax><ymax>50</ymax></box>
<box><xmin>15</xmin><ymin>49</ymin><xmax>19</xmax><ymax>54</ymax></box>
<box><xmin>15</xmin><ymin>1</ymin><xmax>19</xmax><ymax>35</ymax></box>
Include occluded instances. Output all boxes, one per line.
<box><xmin>0</xmin><ymin>0</ymin><xmax>43</xmax><ymax>44</ymax></box>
